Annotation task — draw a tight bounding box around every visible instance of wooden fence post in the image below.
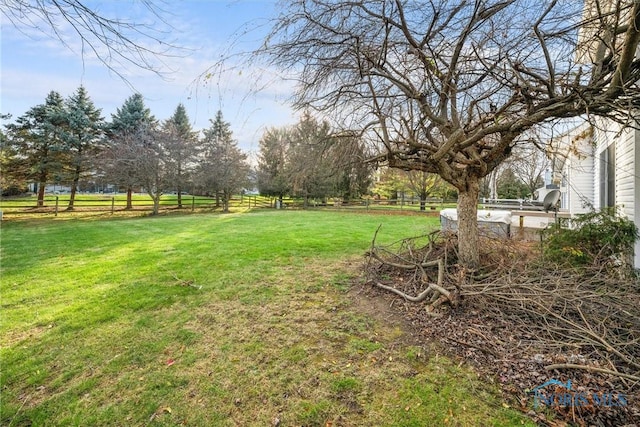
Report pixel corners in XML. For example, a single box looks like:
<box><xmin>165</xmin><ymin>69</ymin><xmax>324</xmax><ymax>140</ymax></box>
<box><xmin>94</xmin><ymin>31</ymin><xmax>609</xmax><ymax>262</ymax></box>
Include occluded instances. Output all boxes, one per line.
<box><xmin>55</xmin><ymin>196</ymin><xmax>59</xmax><ymax>216</ymax></box>
<box><xmin>192</xmin><ymin>196</ymin><xmax>195</xmax><ymax>212</ymax></box>
<box><xmin>111</xmin><ymin>197</ymin><xmax>115</xmax><ymax>215</ymax></box>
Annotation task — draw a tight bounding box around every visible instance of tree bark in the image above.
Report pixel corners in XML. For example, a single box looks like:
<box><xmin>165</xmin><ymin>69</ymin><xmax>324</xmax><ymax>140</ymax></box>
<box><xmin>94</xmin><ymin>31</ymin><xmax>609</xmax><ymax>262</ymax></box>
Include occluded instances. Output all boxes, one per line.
<box><xmin>68</xmin><ymin>165</ymin><xmax>81</xmax><ymax>210</ymax></box>
<box><xmin>37</xmin><ymin>179</ymin><xmax>46</xmax><ymax>207</ymax></box>
<box><xmin>420</xmin><ymin>191</ymin><xmax>427</xmax><ymax>211</ymax></box>
<box><xmin>152</xmin><ymin>195</ymin><xmax>160</xmax><ymax>215</ymax></box>
<box><xmin>126</xmin><ymin>187</ymin><xmax>133</xmax><ymax>210</ymax></box>
<box><xmin>456</xmin><ymin>178</ymin><xmax>480</xmax><ymax>269</ymax></box>
<box><xmin>222</xmin><ymin>192</ymin><xmax>230</xmax><ymax>213</ymax></box>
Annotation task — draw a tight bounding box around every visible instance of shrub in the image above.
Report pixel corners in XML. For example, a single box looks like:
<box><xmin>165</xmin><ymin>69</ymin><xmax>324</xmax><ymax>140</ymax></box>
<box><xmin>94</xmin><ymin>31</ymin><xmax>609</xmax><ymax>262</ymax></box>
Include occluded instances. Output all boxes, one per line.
<box><xmin>543</xmin><ymin>208</ymin><xmax>638</xmax><ymax>268</ymax></box>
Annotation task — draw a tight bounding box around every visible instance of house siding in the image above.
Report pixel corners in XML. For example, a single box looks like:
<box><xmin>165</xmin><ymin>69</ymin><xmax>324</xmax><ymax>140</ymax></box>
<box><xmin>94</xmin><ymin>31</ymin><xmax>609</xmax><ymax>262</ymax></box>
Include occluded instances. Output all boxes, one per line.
<box><xmin>554</xmin><ymin>122</ymin><xmax>595</xmax><ymax>214</ymax></box>
<box><xmin>635</xmin><ymin>129</ymin><xmax>640</xmax><ymax>269</ymax></box>
<box><xmin>562</xmin><ymin>121</ymin><xmax>639</xmax><ymax>268</ymax></box>
<box><xmin>566</xmin><ymin>136</ymin><xmax>595</xmax><ymax>215</ymax></box>
<box><xmin>615</xmin><ymin>127</ymin><xmax>636</xmax><ymax>221</ymax></box>
<box><xmin>592</xmin><ymin>121</ymin><xmax>639</xmax><ymax>268</ymax></box>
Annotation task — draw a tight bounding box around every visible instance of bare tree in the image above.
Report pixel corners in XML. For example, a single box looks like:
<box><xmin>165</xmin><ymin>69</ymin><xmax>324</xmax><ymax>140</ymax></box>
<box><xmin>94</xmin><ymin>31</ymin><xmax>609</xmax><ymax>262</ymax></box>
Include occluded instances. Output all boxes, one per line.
<box><xmin>104</xmin><ymin>94</ymin><xmax>156</xmax><ymax>209</ymax></box>
<box><xmin>405</xmin><ymin>170</ymin><xmax>444</xmax><ymax>210</ymax></box>
<box><xmin>285</xmin><ymin>112</ymin><xmax>335</xmax><ymax>207</ymax></box>
<box><xmin>509</xmin><ymin>145</ymin><xmax>550</xmax><ymax>198</ymax></box>
<box><xmin>101</xmin><ymin>127</ymin><xmax>171</xmax><ymax>215</ymax></box>
<box><xmin>1</xmin><ymin>0</ymin><xmax>183</xmax><ymax>82</ymax></box>
<box><xmin>138</xmin><ymin>129</ymin><xmax>172</xmax><ymax>215</ymax></box>
<box><xmin>260</xmin><ymin>0</ymin><xmax>640</xmax><ymax>268</ymax></box>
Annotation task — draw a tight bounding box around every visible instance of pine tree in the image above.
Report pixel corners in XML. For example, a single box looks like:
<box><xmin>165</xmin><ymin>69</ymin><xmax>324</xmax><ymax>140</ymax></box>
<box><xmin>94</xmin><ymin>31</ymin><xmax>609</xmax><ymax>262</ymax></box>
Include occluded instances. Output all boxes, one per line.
<box><xmin>257</xmin><ymin>127</ymin><xmax>291</xmax><ymax>205</ymax></box>
<box><xmin>162</xmin><ymin>103</ymin><xmax>197</xmax><ymax>208</ymax></box>
<box><xmin>109</xmin><ymin>93</ymin><xmax>155</xmax><ymax>135</ymax></box>
<box><xmin>5</xmin><ymin>91</ymin><xmax>67</xmax><ymax>207</ymax></box>
<box><xmin>104</xmin><ymin>94</ymin><xmax>156</xmax><ymax>209</ymax></box>
<box><xmin>64</xmin><ymin>86</ymin><xmax>104</xmax><ymax>209</ymax></box>
<box><xmin>286</xmin><ymin>112</ymin><xmax>334</xmax><ymax>207</ymax></box>
<box><xmin>198</xmin><ymin>111</ymin><xmax>249</xmax><ymax>212</ymax></box>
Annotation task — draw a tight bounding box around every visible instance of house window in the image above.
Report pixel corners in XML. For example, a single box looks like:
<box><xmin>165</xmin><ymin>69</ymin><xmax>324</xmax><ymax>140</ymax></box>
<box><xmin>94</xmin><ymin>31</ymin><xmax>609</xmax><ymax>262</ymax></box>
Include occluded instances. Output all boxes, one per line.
<box><xmin>599</xmin><ymin>144</ymin><xmax>615</xmax><ymax>207</ymax></box>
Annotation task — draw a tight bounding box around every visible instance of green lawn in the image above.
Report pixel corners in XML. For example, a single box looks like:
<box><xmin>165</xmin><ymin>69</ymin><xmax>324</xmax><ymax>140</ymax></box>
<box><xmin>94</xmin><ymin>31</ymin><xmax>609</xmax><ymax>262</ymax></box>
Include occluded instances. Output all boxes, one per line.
<box><xmin>0</xmin><ymin>210</ymin><xmax>532</xmax><ymax>426</ymax></box>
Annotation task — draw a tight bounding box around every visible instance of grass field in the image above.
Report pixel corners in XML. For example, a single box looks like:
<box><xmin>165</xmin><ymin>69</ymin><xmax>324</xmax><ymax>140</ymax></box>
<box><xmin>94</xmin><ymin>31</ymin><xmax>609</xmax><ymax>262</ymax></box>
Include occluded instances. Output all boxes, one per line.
<box><xmin>0</xmin><ymin>193</ymin><xmax>455</xmax><ymax>219</ymax></box>
<box><xmin>0</xmin><ymin>210</ymin><xmax>532</xmax><ymax>426</ymax></box>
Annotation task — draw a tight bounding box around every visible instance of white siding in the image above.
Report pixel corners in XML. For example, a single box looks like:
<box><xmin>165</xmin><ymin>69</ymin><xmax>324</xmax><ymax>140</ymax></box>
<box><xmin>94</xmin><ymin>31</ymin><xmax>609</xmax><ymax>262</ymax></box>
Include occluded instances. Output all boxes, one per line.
<box><xmin>563</xmin><ymin>120</ymin><xmax>640</xmax><ymax>268</ymax></box>
<box><xmin>556</xmin><ymin>123</ymin><xmax>596</xmax><ymax>215</ymax></box>
<box><xmin>565</xmin><ymin>135</ymin><xmax>595</xmax><ymax>215</ymax></box>
<box><xmin>592</xmin><ymin>120</ymin><xmax>640</xmax><ymax>268</ymax></box>
<box><xmin>615</xmin><ymin>127</ymin><xmax>636</xmax><ymax>220</ymax></box>
<box><xmin>592</xmin><ymin>122</ymin><xmax>611</xmax><ymax>207</ymax></box>
<box><xmin>635</xmin><ymin>129</ymin><xmax>640</xmax><ymax>269</ymax></box>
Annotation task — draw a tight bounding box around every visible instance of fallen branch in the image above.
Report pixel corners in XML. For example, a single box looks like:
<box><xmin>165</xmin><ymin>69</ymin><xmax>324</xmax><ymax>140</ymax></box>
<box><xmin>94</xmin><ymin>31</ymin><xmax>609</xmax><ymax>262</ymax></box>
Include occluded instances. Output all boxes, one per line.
<box><xmin>374</xmin><ymin>281</ymin><xmax>442</xmax><ymax>303</ymax></box>
<box><xmin>164</xmin><ymin>269</ymin><xmax>202</xmax><ymax>290</ymax></box>
<box><xmin>372</xmin><ymin>257</ymin><xmax>454</xmax><ymax>310</ymax></box>
<box><xmin>545</xmin><ymin>363</ymin><xmax>640</xmax><ymax>382</ymax></box>
<box><xmin>367</xmin><ymin>249</ymin><xmax>441</xmax><ymax>270</ymax></box>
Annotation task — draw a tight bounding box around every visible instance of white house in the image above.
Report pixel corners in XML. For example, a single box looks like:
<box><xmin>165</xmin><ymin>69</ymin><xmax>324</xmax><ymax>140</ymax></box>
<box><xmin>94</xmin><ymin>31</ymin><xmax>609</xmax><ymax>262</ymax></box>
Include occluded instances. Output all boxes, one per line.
<box><xmin>550</xmin><ymin>120</ymin><xmax>640</xmax><ymax>268</ymax></box>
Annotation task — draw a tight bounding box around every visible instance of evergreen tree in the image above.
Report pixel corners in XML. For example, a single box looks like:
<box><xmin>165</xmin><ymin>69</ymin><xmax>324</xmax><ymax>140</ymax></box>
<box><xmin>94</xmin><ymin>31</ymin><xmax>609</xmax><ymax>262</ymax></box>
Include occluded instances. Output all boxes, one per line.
<box><xmin>64</xmin><ymin>86</ymin><xmax>104</xmax><ymax>209</ymax></box>
<box><xmin>198</xmin><ymin>111</ymin><xmax>249</xmax><ymax>212</ymax></box>
<box><xmin>257</xmin><ymin>127</ymin><xmax>291</xmax><ymax>205</ymax></box>
<box><xmin>0</xmin><ymin>114</ymin><xmax>28</xmax><ymax>196</ymax></box>
<box><xmin>162</xmin><ymin>103</ymin><xmax>197</xmax><ymax>207</ymax></box>
<box><xmin>256</xmin><ymin>113</ymin><xmax>373</xmax><ymax>206</ymax></box>
<box><xmin>286</xmin><ymin>112</ymin><xmax>333</xmax><ymax>207</ymax></box>
<box><xmin>326</xmin><ymin>135</ymin><xmax>372</xmax><ymax>203</ymax></box>
<box><xmin>104</xmin><ymin>94</ymin><xmax>156</xmax><ymax>209</ymax></box>
<box><xmin>109</xmin><ymin>93</ymin><xmax>155</xmax><ymax>135</ymax></box>
<box><xmin>4</xmin><ymin>91</ymin><xmax>67</xmax><ymax>206</ymax></box>
<box><xmin>497</xmin><ymin>168</ymin><xmax>530</xmax><ymax>199</ymax></box>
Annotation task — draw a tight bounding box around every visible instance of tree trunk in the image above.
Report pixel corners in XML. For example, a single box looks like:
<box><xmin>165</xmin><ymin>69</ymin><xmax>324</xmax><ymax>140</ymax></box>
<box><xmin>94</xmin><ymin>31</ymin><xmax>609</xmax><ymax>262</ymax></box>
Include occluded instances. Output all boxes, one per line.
<box><xmin>420</xmin><ymin>191</ymin><xmax>427</xmax><ymax>211</ymax></box>
<box><xmin>37</xmin><ymin>179</ymin><xmax>46</xmax><ymax>207</ymax></box>
<box><xmin>126</xmin><ymin>187</ymin><xmax>133</xmax><ymax>210</ymax></box>
<box><xmin>68</xmin><ymin>165</ymin><xmax>81</xmax><ymax>210</ymax></box>
<box><xmin>152</xmin><ymin>195</ymin><xmax>160</xmax><ymax>215</ymax></box>
<box><xmin>177</xmin><ymin>165</ymin><xmax>183</xmax><ymax>208</ymax></box>
<box><xmin>456</xmin><ymin>178</ymin><xmax>480</xmax><ymax>269</ymax></box>
<box><xmin>390</xmin><ymin>190</ymin><xmax>397</xmax><ymax>205</ymax></box>
<box><xmin>222</xmin><ymin>192</ymin><xmax>230</xmax><ymax>213</ymax></box>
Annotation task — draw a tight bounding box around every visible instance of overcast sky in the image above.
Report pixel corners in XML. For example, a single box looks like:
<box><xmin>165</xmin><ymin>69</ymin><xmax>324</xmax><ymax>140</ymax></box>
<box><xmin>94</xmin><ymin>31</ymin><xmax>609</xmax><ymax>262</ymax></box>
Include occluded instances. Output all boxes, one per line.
<box><xmin>0</xmin><ymin>0</ymin><xmax>298</xmax><ymax>157</ymax></box>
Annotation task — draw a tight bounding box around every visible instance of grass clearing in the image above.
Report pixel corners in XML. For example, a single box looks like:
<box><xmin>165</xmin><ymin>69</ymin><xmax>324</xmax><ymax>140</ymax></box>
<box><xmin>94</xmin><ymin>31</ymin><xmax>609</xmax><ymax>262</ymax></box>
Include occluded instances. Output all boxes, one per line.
<box><xmin>1</xmin><ymin>210</ymin><xmax>533</xmax><ymax>426</ymax></box>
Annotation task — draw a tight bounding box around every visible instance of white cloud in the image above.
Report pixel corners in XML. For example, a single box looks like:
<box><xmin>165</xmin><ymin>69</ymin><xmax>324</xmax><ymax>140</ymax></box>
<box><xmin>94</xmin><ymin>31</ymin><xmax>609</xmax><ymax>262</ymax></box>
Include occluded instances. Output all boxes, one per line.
<box><xmin>0</xmin><ymin>1</ymin><xmax>298</xmax><ymax>153</ymax></box>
